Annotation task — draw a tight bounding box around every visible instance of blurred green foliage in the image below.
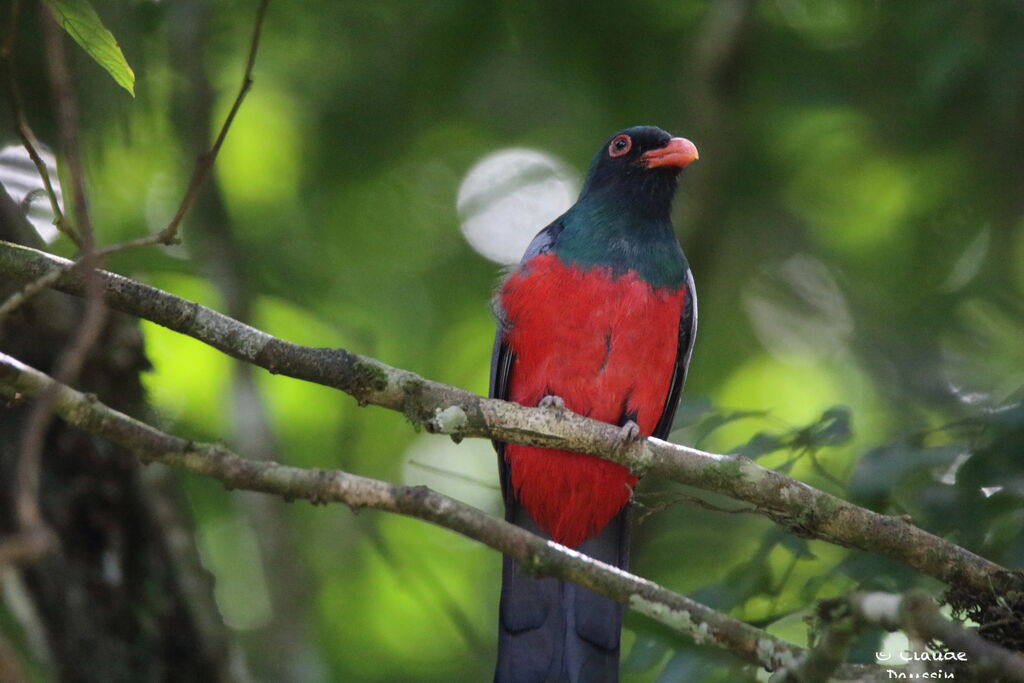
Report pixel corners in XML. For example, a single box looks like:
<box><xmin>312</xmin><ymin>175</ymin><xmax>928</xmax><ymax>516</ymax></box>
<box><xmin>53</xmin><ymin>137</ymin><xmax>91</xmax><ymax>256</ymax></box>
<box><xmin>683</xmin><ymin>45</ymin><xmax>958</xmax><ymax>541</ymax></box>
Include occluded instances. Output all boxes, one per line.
<box><xmin>3</xmin><ymin>0</ymin><xmax>1023</xmax><ymax>680</ymax></box>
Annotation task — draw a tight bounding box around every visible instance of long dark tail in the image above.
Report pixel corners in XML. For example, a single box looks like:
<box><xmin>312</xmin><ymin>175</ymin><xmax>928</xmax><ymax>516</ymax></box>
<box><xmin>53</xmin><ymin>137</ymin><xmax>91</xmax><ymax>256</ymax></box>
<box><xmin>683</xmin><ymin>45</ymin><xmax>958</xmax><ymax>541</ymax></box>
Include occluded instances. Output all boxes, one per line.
<box><xmin>495</xmin><ymin>503</ymin><xmax>630</xmax><ymax>683</ymax></box>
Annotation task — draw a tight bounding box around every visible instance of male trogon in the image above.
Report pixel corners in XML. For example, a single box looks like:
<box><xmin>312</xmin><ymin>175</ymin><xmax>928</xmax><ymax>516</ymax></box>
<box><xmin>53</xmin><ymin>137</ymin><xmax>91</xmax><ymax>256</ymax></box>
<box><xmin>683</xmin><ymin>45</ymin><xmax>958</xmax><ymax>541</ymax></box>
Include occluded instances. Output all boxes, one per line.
<box><xmin>490</xmin><ymin>126</ymin><xmax>699</xmax><ymax>682</ymax></box>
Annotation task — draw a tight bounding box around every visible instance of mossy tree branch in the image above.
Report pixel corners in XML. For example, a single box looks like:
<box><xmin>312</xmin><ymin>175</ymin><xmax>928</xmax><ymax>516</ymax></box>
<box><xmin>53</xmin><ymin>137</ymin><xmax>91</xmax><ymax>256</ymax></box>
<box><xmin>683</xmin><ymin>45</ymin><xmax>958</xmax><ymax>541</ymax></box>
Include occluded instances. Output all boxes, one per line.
<box><xmin>10</xmin><ymin>351</ymin><xmax>1024</xmax><ymax>681</ymax></box>
<box><xmin>0</xmin><ymin>349</ymin><xmax>886</xmax><ymax>679</ymax></box>
<box><xmin>0</xmin><ymin>239</ymin><xmax>1017</xmax><ymax>604</ymax></box>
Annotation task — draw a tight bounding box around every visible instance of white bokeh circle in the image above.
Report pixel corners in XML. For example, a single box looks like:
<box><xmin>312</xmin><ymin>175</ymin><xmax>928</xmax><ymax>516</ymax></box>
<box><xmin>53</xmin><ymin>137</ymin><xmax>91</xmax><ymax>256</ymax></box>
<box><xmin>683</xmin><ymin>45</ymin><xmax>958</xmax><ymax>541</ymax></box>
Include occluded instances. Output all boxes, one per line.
<box><xmin>457</xmin><ymin>148</ymin><xmax>579</xmax><ymax>265</ymax></box>
<box><xmin>0</xmin><ymin>145</ymin><xmax>62</xmax><ymax>243</ymax></box>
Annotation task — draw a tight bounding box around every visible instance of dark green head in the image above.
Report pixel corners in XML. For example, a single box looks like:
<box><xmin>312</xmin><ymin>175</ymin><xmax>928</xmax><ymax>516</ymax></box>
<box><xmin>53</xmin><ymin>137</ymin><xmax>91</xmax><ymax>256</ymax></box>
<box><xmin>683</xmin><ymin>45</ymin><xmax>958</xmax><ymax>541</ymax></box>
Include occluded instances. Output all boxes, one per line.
<box><xmin>553</xmin><ymin>126</ymin><xmax>699</xmax><ymax>288</ymax></box>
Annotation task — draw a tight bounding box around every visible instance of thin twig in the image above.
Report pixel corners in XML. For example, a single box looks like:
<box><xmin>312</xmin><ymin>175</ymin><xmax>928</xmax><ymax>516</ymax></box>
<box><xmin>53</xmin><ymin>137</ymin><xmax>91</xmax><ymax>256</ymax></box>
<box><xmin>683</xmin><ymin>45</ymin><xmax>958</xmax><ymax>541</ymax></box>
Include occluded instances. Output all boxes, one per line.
<box><xmin>39</xmin><ymin>5</ymin><xmax>92</xmax><ymax>243</ymax></box>
<box><xmin>0</xmin><ymin>0</ymin><xmax>78</xmax><ymax>246</ymax></box>
<box><xmin>1</xmin><ymin>0</ymin><xmax>271</xmax><ymax>557</ymax></box>
<box><xmin>0</xmin><ymin>262</ymin><xmax>68</xmax><ymax>324</ymax></box>
<box><xmin>0</xmin><ymin>0</ymin><xmax>270</xmax><ymax>324</ymax></box>
<box><xmin>8</xmin><ymin>5</ymin><xmax>110</xmax><ymax>557</ymax></box>
<box><xmin>634</xmin><ymin>490</ymin><xmax>756</xmax><ymax>523</ymax></box>
<box><xmin>134</xmin><ymin>0</ymin><xmax>270</xmax><ymax>248</ymax></box>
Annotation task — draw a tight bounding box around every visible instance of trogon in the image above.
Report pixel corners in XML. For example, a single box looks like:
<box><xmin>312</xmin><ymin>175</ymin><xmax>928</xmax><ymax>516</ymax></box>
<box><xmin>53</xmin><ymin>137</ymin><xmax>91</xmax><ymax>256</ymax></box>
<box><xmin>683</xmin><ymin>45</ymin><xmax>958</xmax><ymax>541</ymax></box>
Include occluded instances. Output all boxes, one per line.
<box><xmin>490</xmin><ymin>126</ymin><xmax>699</xmax><ymax>682</ymax></box>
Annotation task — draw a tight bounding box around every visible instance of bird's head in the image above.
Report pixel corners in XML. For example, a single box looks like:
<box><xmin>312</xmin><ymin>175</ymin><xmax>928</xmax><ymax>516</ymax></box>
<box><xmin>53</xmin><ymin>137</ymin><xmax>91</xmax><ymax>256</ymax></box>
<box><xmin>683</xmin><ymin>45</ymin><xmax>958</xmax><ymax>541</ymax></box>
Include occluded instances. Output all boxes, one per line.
<box><xmin>578</xmin><ymin>126</ymin><xmax>698</xmax><ymax>213</ymax></box>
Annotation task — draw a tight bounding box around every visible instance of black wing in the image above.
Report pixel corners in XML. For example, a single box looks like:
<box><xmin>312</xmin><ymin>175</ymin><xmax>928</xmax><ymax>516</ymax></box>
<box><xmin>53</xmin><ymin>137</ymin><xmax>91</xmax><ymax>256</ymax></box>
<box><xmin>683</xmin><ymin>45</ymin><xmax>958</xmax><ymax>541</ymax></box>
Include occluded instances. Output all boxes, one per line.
<box><xmin>489</xmin><ymin>220</ymin><xmax>564</xmax><ymax>504</ymax></box>
<box><xmin>651</xmin><ymin>266</ymin><xmax>698</xmax><ymax>440</ymax></box>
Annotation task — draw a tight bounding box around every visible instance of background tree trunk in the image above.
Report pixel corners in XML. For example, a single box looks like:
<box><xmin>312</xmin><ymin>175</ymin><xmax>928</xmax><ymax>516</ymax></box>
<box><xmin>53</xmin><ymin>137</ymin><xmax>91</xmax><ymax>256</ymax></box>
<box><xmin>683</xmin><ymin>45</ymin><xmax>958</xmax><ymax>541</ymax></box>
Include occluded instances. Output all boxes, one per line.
<box><xmin>0</xmin><ymin>187</ymin><xmax>234</xmax><ymax>683</ymax></box>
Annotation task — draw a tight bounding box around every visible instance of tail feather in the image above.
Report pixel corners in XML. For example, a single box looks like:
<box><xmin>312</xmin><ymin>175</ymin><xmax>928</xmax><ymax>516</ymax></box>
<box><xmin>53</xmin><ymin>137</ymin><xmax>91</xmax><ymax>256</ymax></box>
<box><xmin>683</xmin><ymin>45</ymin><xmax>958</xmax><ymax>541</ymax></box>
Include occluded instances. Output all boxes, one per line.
<box><xmin>496</xmin><ymin>504</ymin><xmax>630</xmax><ymax>683</ymax></box>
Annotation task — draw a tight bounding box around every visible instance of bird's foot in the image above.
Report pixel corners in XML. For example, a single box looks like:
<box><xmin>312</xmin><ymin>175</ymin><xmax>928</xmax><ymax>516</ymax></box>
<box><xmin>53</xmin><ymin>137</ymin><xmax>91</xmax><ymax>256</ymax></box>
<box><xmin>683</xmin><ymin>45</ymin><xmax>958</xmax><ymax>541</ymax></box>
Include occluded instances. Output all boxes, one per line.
<box><xmin>538</xmin><ymin>395</ymin><xmax>566</xmax><ymax>412</ymax></box>
<box><xmin>615</xmin><ymin>420</ymin><xmax>643</xmax><ymax>453</ymax></box>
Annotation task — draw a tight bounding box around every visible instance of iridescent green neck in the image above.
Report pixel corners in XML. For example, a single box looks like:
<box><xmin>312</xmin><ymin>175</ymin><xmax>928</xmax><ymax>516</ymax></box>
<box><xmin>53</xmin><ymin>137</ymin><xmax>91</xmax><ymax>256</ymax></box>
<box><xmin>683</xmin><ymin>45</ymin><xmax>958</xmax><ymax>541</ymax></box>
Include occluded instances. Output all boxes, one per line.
<box><xmin>552</xmin><ymin>195</ymin><xmax>687</xmax><ymax>290</ymax></box>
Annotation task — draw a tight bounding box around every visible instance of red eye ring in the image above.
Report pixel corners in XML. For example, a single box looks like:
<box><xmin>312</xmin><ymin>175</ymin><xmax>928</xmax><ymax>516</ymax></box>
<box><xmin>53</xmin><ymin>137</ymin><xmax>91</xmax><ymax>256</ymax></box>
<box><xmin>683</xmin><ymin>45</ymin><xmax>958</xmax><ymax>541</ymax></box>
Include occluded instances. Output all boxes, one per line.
<box><xmin>608</xmin><ymin>134</ymin><xmax>632</xmax><ymax>157</ymax></box>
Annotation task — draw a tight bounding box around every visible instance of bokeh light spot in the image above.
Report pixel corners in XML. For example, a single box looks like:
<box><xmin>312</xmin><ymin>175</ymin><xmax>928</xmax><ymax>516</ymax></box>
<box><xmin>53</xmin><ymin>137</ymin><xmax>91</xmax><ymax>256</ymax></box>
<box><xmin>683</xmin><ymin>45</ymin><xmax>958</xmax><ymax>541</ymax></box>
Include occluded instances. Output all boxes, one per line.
<box><xmin>0</xmin><ymin>145</ymin><xmax>62</xmax><ymax>243</ymax></box>
<box><xmin>215</xmin><ymin>85</ymin><xmax>301</xmax><ymax>208</ymax></box>
<box><xmin>457</xmin><ymin>148</ymin><xmax>578</xmax><ymax>264</ymax></box>
<box><xmin>776</xmin><ymin>108</ymin><xmax>913</xmax><ymax>254</ymax></box>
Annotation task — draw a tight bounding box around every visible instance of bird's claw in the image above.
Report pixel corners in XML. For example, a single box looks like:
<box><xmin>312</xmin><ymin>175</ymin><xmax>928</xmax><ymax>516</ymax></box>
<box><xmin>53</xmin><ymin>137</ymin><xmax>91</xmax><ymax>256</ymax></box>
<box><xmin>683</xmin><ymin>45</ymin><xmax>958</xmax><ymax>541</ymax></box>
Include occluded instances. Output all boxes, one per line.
<box><xmin>615</xmin><ymin>420</ymin><xmax>643</xmax><ymax>451</ymax></box>
<box><xmin>538</xmin><ymin>395</ymin><xmax>566</xmax><ymax>411</ymax></box>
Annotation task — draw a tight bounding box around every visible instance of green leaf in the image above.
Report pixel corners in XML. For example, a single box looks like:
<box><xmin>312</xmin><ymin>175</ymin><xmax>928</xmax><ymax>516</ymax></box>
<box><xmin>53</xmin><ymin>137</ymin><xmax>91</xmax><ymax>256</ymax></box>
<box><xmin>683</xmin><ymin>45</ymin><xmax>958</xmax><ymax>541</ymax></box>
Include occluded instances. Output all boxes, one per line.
<box><xmin>43</xmin><ymin>0</ymin><xmax>135</xmax><ymax>96</ymax></box>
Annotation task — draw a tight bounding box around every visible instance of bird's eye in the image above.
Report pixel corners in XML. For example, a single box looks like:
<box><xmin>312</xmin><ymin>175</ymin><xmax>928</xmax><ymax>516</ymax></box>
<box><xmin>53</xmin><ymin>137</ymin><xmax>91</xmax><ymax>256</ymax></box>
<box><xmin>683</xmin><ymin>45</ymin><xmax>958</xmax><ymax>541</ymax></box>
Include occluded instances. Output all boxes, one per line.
<box><xmin>608</xmin><ymin>135</ymin><xmax>632</xmax><ymax>157</ymax></box>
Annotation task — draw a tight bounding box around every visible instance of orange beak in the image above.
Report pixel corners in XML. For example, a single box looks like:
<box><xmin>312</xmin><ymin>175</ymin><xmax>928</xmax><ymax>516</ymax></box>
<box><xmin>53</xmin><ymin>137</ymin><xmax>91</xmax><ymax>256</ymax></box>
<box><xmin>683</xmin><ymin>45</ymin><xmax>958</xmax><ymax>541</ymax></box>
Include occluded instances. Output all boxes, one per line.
<box><xmin>642</xmin><ymin>137</ymin><xmax>699</xmax><ymax>169</ymax></box>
